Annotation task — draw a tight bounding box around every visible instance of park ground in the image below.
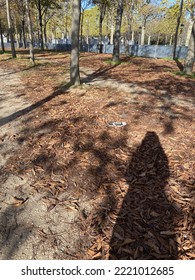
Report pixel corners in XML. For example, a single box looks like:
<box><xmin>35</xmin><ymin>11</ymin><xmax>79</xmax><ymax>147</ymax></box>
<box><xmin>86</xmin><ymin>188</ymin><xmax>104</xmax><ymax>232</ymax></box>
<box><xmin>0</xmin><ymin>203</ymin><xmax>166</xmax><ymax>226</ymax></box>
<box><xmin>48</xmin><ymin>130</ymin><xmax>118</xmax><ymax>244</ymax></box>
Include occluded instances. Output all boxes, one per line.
<box><xmin>0</xmin><ymin>50</ymin><xmax>194</xmax><ymax>259</ymax></box>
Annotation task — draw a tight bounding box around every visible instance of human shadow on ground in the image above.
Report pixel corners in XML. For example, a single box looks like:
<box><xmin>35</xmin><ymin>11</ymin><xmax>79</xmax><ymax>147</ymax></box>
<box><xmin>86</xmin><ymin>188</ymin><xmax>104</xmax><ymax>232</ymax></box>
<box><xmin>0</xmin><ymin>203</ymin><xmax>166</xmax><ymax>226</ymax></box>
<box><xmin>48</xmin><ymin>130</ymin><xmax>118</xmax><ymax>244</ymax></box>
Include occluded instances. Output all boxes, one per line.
<box><xmin>109</xmin><ymin>131</ymin><xmax>178</xmax><ymax>259</ymax></box>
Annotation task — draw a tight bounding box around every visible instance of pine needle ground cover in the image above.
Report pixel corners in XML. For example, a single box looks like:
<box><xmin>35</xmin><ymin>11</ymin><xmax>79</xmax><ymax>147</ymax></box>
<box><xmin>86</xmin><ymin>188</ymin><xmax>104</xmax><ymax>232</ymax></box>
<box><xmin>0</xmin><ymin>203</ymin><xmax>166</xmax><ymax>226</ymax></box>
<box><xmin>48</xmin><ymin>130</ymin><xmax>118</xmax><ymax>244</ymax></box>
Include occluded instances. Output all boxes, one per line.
<box><xmin>0</xmin><ymin>51</ymin><xmax>194</xmax><ymax>260</ymax></box>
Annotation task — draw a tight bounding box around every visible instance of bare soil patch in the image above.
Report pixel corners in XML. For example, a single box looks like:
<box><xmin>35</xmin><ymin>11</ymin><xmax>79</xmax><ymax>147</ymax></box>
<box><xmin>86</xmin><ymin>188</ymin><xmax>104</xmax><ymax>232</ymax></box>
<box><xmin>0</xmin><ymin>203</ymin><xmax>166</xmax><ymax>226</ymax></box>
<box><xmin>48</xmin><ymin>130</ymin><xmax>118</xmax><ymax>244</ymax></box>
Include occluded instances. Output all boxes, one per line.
<box><xmin>0</xmin><ymin>51</ymin><xmax>194</xmax><ymax>260</ymax></box>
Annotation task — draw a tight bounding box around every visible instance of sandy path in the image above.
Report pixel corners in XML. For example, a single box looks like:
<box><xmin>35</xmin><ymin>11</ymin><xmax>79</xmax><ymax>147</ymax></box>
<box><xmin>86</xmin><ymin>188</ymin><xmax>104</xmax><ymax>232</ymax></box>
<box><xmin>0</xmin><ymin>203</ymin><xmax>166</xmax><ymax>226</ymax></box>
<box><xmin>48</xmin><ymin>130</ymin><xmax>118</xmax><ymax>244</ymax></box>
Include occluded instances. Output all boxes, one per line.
<box><xmin>0</xmin><ymin>68</ymin><xmax>85</xmax><ymax>260</ymax></box>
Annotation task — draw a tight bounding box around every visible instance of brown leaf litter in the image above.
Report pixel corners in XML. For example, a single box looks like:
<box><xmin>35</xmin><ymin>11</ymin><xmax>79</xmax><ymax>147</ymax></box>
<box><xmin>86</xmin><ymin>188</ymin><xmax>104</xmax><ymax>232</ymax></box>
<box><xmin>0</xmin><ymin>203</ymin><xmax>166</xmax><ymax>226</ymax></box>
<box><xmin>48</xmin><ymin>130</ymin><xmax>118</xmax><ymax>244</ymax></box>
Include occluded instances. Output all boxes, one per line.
<box><xmin>0</xmin><ymin>51</ymin><xmax>194</xmax><ymax>259</ymax></box>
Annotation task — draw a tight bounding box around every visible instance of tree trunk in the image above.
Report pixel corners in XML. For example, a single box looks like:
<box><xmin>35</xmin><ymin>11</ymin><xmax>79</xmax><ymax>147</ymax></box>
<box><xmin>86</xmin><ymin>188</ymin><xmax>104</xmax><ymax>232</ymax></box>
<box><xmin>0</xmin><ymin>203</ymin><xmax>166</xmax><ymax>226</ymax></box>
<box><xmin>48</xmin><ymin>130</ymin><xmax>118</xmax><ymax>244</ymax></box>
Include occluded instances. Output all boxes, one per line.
<box><xmin>43</xmin><ymin>15</ymin><xmax>48</xmax><ymax>49</ymax></box>
<box><xmin>110</xmin><ymin>24</ymin><xmax>114</xmax><ymax>45</ymax></box>
<box><xmin>141</xmin><ymin>25</ymin><xmax>145</xmax><ymax>45</ymax></box>
<box><xmin>157</xmin><ymin>33</ymin><xmax>160</xmax><ymax>45</ymax></box>
<box><xmin>165</xmin><ymin>35</ymin><xmax>168</xmax><ymax>45</ymax></box>
<box><xmin>22</xmin><ymin>19</ymin><xmax>27</xmax><ymax>48</ymax></box>
<box><xmin>6</xmin><ymin>0</ymin><xmax>16</xmax><ymax>58</ymax></box>
<box><xmin>131</xmin><ymin>30</ymin><xmax>134</xmax><ymax>42</ymax></box>
<box><xmin>0</xmin><ymin>20</ymin><xmax>5</xmax><ymax>53</ymax></box>
<box><xmin>38</xmin><ymin>0</ymin><xmax>44</xmax><ymax>50</ymax></box>
<box><xmin>185</xmin><ymin>21</ymin><xmax>193</xmax><ymax>46</ymax></box>
<box><xmin>25</xmin><ymin>0</ymin><xmax>35</xmax><ymax>64</ymax></box>
<box><xmin>44</xmin><ymin>24</ymin><xmax>47</xmax><ymax>47</ymax></box>
<box><xmin>98</xmin><ymin>3</ymin><xmax>107</xmax><ymax>54</ymax></box>
<box><xmin>169</xmin><ymin>34</ymin><xmax>173</xmax><ymax>45</ymax></box>
<box><xmin>99</xmin><ymin>13</ymin><xmax>103</xmax><ymax>53</ymax></box>
<box><xmin>183</xmin><ymin>21</ymin><xmax>195</xmax><ymax>75</ymax></box>
<box><xmin>80</xmin><ymin>9</ymin><xmax>84</xmax><ymax>47</ymax></box>
<box><xmin>112</xmin><ymin>0</ymin><xmax>124</xmax><ymax>63</ymax></box>
<box><xmin>70</xmin><ymin>0</ymin><xmax>81</xmax><ymax>85</ymax></box>
<box><xmin>173</xmin><ymin>0</ymin><xmax>183</xmax><ymax>59</ymax></box>
<box><xmin>147</xmin><ymin>35</ymin><xmax>151</xmax><ymax>45</ymax></box>
<box><xmin>14</xmin><ymin>20</ymin><xmax>20</xmax><ymax>48</ymax></box>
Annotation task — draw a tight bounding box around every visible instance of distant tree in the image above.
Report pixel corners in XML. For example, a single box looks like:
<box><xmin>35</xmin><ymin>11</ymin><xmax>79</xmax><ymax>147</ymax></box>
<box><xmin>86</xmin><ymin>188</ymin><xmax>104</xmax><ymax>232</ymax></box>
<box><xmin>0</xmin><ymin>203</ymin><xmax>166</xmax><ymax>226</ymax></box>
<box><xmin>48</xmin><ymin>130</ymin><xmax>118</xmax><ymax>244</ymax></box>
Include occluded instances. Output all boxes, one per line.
<box><xmin>173</xmin><ymin>0</ymin><xmax>184</xmax><ymax>59</ymax></box>
<box><xmin>70</xmin><ymin>0</ymin><xmax>81</xmax><ymax>85</ymax></box>
<box><xmin>36</xmin><ymin>0</ymin><xmax>44</xmax><ymax>50</ymax></box>
<box><xmin>183</xmin><ymin>1</ymin><xmax>195</xmax><ymax>74</ymax></box>
<box><xmin>25</xmin><ymin>0</ymin><xmax>35</xmax><ymax>64</ymax></box>
<box><xmin>93</xmin><ymin>0</ymin><xmax>110</xmax><ymax>53</ymax></box>
<box><xmin>0</xmin><ymin>19</ymin><xmax>5</xmax><ymax>53</ymax></box>
<box><xmin>112</xmin><ymin>0</ymin><xmax>124</xmax><ymax>63</ymax></box>
<box><xmin>34</xmin><ymin>0</ymin><xmax>61</xmax><ymax>50</ymax></box>
<box><xmin>137</xmin><ymin>1</ymin><xmax>159</xmax><ymax>45</ymax></box>
<box><xmin>6</xmin><ymin>0</ymin><xmax>16</xmax><ymax>58</ymax></box>
<box><xmin>80</xmin><ymin>0</ymin><xmax>91</xmax><ymax>45</ymax></box>
<box><xmin>15</xmin><ymin>0</ymin><xmax>27</xmax><ymax>49</ymax></box>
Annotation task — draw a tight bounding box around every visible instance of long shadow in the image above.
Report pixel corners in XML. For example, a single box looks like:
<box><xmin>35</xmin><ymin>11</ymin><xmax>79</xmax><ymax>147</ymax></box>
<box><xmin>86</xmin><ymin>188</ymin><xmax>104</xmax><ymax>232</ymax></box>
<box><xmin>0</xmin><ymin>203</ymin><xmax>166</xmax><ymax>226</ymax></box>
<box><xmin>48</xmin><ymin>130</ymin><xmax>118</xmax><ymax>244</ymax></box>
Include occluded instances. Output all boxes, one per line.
<box><xmin>0</xmin><ymin>205</ymin><xmax>31</xmax><ymax>259</ymax></box>
<box><xmin>109</xmin><ymin>131</ymin><xmax>178</xmax><ymax>259</ymax></box>
<box><xmin>0</xmin><ymin>82</ymin><xmax>71</xmax><ymax>127</ymax></box>
<box><xmin>174</xmin><ymin>58</ymin><xmax>184</xmax><ymax>71</ymax></box>
<box><xmin>81</xmin><ymin>63</ymin><xmax>122</xmax><ymax>84</ymax></box>
<box><xmin>0</xmin><ymin>62</ymin><xmax>54</xmax><ymax>77</ymax></box>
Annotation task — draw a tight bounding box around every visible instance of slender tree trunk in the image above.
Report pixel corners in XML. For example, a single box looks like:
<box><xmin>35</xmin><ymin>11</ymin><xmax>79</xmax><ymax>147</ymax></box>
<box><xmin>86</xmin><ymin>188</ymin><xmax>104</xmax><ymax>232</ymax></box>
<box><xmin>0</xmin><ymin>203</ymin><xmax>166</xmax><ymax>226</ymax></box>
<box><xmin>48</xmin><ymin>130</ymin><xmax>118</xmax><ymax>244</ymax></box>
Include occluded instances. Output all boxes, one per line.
<box><xmin>14</xmin><ymin>20</ymin><xmax>20</xmax><ymax>48</ymax></box>
<box><xmin>38</xmin><ymin>0</ymin><xmax>44</xmax><ymax>50</ymax></box>
<box><xmin>99</xmin><ymin>13</ymin><xmax>103</xmax><ymax>53</ymax></box>
<box><xmin>70</xmin><ymin>0</ymin><xmax>81</xmax><ymax>85</ymax></box>
<box><xmin>131</xmin><ymin>30</ymin><xmax>134</xmax><ymax>42</ymax></box>
<box><xmin>25</xmin><ymin>0</ymin><xmax>35</xmax><ymax>64</ymax></box>
<box><xmin>185</xmin><ymin>20</ymin><xmax>193</xmax><ymax>46</ymax></box>
<box><xmin>110</xmin><ymin>24</ymin><xmax>114</xmax><ymax>44</ymax></box>
<box><xmin>147</xmin><ymin>35</ymin><xmax>151</xmax><ymax>45</ymax></box>
<box><xmin>169</xmin><ymin>34</ymin><xmax>173</xmax><ymax>45</ymax></box>
<box><xmin>141</xmin><ymin>25</ymin><xmax>145</xmax><ymax>45</ymax></box>
<box><xmin>165</xmin><ymin>35</ymin><xmax>168</xmax><ymax>45</ymax></box>
<box><xmin>43</xmin><ymin>24</ymin><xmax>48</xmax><ymax>48</ymax></box>
<box><xmin>183</xmin><ymin>21</ymin><xmax>195</xmax><ymax>75</ymax></box>
<box><xmin>127</xmin><ymin>13</ymin><xmax>131</xmax><ymax>41</ymax></box>
<box><xmin>173</xmin><ymin>0</ymin><xmax>183</xmax><ymax>59</ymax></box>
<box><xmin>22</xmin><ymin>19</ymin><xmax>27</xmax><ymax>48</ymax></box>
<box><xmin>0</xmin><ymin>20</ymin><xmax>5</xmax><ymax>53</ymax></box>
<box><xmin>6</xmin><ymin>0</ymin><xmax>16</xmax><ymax>58</ymax></box>
<box><xmin>157</xmin><ymin>33</ymin><xmax>160</xmax><ymax>45</ymax></box>
<box><xmin>43</xmin><ymin>15</ymin><xmax>48</xmax><ymax>49</ymax></box>
<box><xmin>98</xmin><ymin>4</ymin><xmax>107</xmax><ymax>54</ymax></box>
<box><xmin>80</xmin><ymin>9</ymin><xmax>84</xmax><ymax>46</ymax></box>
<box><xmin>112</xmin><ymin>0</ymin><xmax>124</xmax><ymax>63</ymax></box>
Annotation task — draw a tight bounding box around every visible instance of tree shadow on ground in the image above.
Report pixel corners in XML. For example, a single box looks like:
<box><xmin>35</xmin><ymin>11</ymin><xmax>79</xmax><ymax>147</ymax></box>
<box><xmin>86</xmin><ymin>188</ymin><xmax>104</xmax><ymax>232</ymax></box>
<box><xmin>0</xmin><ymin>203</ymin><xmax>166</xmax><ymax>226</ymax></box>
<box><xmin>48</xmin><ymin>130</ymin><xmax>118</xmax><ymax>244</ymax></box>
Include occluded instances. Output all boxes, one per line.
<box><xmin>0</xmin><ymin>82</ymin><xmax>71</xmax><ymax>127</ymax></box>
<box><xmin>0</xmin><ymin>205</ymin><xmax>31</xmax><ymax>259</ymax></box>
<box><xmin>109</xmin><ymin>131</ymin><xmax>178</xmax><ymax>259</ymax></box>
<box><xmin>174</xmin><ymin>58</ymin><xmax>184</xmax><ymax>71</ymax></box>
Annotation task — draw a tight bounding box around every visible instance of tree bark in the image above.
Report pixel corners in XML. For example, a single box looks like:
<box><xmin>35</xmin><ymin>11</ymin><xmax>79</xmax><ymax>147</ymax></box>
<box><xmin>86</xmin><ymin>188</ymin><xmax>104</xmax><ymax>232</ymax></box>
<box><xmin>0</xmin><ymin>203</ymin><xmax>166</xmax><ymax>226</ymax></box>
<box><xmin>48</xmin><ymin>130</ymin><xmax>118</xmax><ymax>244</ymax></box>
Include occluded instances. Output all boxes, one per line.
<box><xmin>141</xmin><ymin>25</ymin><xmax>145</xmax><ymax>45</ymax></box>
<box><xmin>6</xmin><ymin>0</ymin><xmax>16</xmax><ymax>58</ymax></box>
<box><xmin>169</xmin><ymin>34</ymin><xmax>173</xmax><ymax>46</ymax></box>
<box><xmin>147</xmin><ymin>35</ymin><xmax>151</xmax><ymax>45</ymax></box>
<box><xmin>185</xmin><ymin>21</ymin><xmax>193</xmax><ymax>46</ymax></box>
<box><xmin>70</xmin><ymin>0</ymin><xmax>81</xmax><ymax>85</ymax></box>
<box><xmin>80</xmin><ymin>8</ymin><xmax>84</xmax><ymax>47</ymax></box>
<box><xmin>25</xmin><ymin>0</ymin><xmax>35</xmax><ymax>64</ymax></box>
<box><xmin>43</xmin><ymin>15</ymin><xmax>48</xmax><ymax>49</ymax></box>
<box><xmin>183</xmin><ymin>21</ymin><xmax>195</xmax><ymax>75</ymax></box>
<box><xmin>112</xmin><ymin>0</ymin><xmax>124</xmax><ymax>63</ymax></box>
<box><xmin>98</xmin><ymin>3</ymin><xmax>107</xmax><ymax>53</ymax></box>
<box><xmin>173</xmin><ymin>0</ymin><xmax>183</xmax><ymax>59</ymax></box>
<box><xmin>0</xmin><ymin>20</ymin><xmax>5</xmax><ymax>53</ymax></box>
<box><xmin>22</xmin><ymin>19</ymin><xmax>27</xmax><ymax>48</ymax></box>
<box><xmin>37</xmin><ymin>0</ymin><xmax>44</xmax><ymax>50</ymax></box>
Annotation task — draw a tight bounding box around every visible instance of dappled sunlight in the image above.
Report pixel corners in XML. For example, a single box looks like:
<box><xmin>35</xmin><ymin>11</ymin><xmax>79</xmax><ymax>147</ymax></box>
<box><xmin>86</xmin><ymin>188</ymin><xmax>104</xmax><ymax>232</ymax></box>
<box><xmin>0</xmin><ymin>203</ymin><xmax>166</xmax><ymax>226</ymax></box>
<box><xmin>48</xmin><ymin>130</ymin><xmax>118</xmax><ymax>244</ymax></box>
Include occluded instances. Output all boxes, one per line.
<box><xmin>0</xmin><ymin>51</ymin><xmax>194</xmax><ymax>260</ymax></box>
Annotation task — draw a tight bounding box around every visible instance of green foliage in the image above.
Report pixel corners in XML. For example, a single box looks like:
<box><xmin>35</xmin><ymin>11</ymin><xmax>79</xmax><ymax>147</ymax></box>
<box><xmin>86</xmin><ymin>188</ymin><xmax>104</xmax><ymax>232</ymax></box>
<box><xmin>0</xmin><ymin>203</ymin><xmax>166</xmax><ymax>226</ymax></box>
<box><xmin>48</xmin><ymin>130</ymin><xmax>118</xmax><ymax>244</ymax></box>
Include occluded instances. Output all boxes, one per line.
<box><xmin>83</xmin><ymin>6</ymin><xmax>99</xmax><ymax>36</ymax></box>
<box><xmin>174</xmin><ymin>70</ymin><xmax>195</xmax><ymax>78</ymax></box>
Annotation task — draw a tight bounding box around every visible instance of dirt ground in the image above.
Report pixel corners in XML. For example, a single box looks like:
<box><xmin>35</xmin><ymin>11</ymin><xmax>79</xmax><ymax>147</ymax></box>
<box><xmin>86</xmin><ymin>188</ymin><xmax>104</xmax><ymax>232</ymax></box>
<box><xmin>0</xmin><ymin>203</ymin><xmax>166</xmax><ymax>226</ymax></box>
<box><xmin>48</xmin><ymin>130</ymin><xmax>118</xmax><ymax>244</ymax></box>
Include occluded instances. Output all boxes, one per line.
<box><xmin>0</xmin><ymin>51</ymin><xmax>194</xmax><ymax>260</ymax></box>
